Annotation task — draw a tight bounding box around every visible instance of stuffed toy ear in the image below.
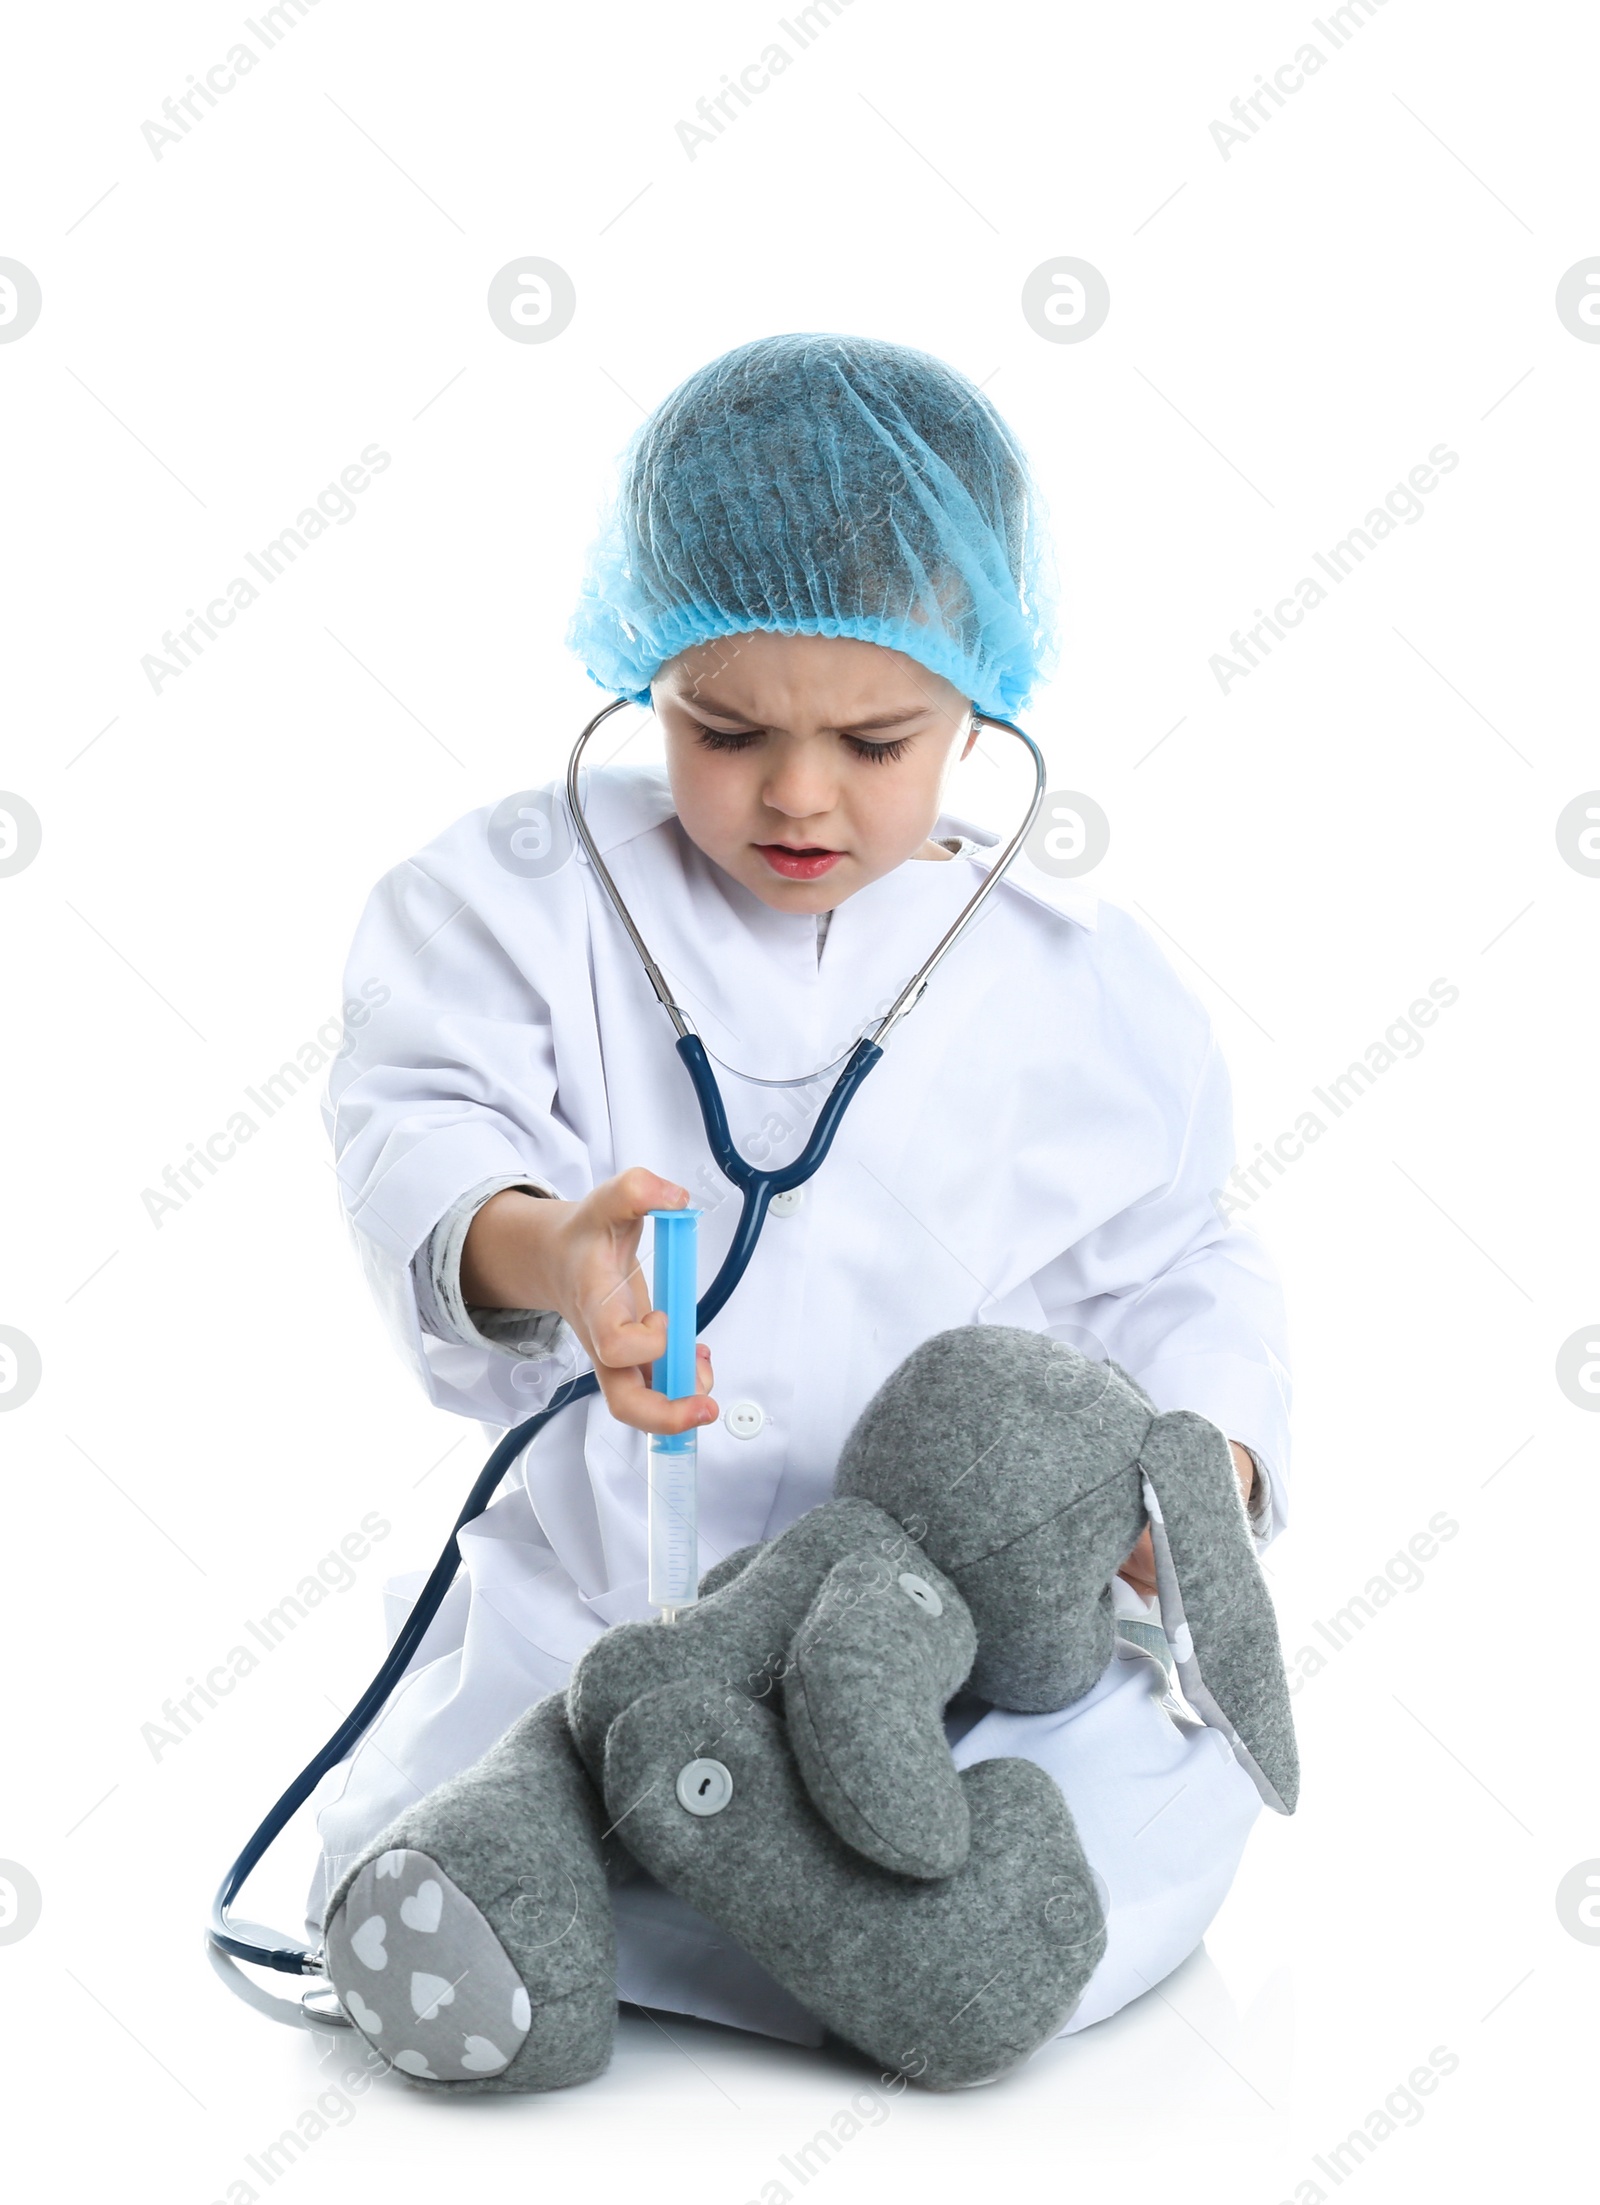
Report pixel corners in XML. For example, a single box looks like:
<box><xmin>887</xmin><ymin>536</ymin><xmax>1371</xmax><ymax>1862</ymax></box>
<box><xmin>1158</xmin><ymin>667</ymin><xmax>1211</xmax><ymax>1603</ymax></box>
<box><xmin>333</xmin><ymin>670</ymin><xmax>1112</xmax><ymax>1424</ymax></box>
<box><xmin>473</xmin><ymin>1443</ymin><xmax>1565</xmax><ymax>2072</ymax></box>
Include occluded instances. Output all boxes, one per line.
<box><xmin>783</xmin><ymin>1546</ymin><xmax>977</xmax><ymax>1879</ymax></box>
<box><xmin>1137</xmin><ymin>1412</ymin><xmax>1299</xmax><ymax>1814</ymax></box>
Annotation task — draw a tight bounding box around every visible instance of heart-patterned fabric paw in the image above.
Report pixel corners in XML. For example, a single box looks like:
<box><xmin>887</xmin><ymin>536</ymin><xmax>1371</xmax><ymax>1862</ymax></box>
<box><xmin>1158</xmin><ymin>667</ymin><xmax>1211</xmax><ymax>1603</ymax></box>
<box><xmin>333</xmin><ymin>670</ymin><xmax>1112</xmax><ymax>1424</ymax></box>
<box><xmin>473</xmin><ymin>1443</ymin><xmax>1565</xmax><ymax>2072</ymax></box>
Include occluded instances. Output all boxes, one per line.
<box><xmin>324</xmin><ymin>1848</ymin><xmax>530</xmax><ymax>2082</ymax></box>
<box><xmin>319</xmin><ymin>1694</ymin><xmax>618</xmax><ymax>2094</ymax></box>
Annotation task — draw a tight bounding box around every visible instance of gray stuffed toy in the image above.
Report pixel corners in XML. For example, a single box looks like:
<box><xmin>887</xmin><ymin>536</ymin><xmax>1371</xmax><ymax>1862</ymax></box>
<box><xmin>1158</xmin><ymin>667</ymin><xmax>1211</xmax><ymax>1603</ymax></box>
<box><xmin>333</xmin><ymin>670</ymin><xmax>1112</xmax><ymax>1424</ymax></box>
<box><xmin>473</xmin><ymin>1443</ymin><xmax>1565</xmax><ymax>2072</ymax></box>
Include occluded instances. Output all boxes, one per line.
<box><xmin>321</xmin><ymin>1328</ymin><xmax>1297</xmax><ymax>2093</ymax></box>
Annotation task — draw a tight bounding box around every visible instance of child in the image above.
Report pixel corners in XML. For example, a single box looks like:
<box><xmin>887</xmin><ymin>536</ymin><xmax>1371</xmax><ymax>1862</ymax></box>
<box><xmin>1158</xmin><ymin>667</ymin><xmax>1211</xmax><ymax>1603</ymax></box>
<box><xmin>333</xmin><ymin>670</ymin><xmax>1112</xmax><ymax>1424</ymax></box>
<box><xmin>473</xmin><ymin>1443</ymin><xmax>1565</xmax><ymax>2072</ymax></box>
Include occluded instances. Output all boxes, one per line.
<box><xmin>313</xmin><ymin>333</ymin><xmax>1289</xmax><ymax>2052</ymax></box>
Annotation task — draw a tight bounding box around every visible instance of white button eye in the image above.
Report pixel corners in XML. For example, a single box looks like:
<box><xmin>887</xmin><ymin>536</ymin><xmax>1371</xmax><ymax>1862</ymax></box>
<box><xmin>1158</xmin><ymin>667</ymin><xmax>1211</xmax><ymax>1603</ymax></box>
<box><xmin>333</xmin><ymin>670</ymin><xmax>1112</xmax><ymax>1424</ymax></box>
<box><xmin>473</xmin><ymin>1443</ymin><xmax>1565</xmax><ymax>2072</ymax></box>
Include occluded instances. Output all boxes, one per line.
<box><xmin>724</xmin><ymin>1400</ymin><xmax>765</xmax><ymax>1439</ymax></box>
<box><xmin>897</xmin><ymin>1572</ymin><xmax>942</xmax><ymax>1616</ymax></box>
<box><xmin>675</xmin><ymin>1759</ymin><xmax>733</xmax><ymax>1816</ymax></box>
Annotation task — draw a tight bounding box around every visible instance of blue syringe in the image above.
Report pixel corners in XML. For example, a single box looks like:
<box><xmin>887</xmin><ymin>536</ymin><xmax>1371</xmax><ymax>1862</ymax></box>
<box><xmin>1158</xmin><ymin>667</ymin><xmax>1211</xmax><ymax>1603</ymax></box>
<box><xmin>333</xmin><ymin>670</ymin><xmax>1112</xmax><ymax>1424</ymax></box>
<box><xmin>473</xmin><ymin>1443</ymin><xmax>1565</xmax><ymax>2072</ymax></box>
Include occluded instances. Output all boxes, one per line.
<box><xmin>646</xmin><ymin>1207</ymin><xmax>701</xmax><ymax>1620</ymax></box>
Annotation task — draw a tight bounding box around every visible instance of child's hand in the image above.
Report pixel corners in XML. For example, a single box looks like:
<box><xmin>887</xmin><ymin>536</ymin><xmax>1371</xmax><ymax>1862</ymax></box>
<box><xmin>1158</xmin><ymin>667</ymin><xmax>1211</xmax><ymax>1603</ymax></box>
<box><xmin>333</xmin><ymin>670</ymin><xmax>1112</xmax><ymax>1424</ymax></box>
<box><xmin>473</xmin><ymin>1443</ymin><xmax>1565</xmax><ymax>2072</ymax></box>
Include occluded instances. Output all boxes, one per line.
<box><xmin>1116</xmin><ymin>1441</ymin><xmax>1257</xmax><ymax>1602</ymax></box>
<box><xmin>460</xmin><ymin>1170</ymin><xmax>718</xmax><ymax>1437</ymax></box>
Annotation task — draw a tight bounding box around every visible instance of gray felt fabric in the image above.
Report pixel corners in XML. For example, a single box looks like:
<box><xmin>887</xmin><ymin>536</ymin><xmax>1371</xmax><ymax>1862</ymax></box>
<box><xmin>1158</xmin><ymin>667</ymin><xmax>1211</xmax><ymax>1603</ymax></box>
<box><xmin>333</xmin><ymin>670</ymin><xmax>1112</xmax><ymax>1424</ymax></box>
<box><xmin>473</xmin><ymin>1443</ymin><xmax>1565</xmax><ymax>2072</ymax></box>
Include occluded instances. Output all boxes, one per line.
<box><xmin>600</xmin><ymin>1676</ymin><xmax>1105</xmax><ymax>2090</ymax></box>
<box><xmin>834</xmin><ymin>1326</ymin><xmax>1299</xmax><ymax>1809</ymax></box>
<box><xmin>784</xmin><ymin>1544</ymin><xmax>976</xmax><ymax>1878</ymax></box>
<box><xmin>1138</xmin><ymin>1418</ymin><xmax>1300</xmax><ymax>1812</ymax></box>
<box><xmin>322</xmin><ymin>1693</ymin><xmax>617</xmax><ymax>2093</ymax></box>
<box><xmin>566</xmin><ymin>1497</ymin><xmax>913</xmax><ymax>1783</ymax></box>
<box><xmin>696</xmin><ymin>1543</ymin><xmax>764</xmax><ymax>1599</ymax></box>
<box><xmin>835</xmin><ymin>1328</ymin><xmax>1151</xmax><ymax>1710</ymax></box>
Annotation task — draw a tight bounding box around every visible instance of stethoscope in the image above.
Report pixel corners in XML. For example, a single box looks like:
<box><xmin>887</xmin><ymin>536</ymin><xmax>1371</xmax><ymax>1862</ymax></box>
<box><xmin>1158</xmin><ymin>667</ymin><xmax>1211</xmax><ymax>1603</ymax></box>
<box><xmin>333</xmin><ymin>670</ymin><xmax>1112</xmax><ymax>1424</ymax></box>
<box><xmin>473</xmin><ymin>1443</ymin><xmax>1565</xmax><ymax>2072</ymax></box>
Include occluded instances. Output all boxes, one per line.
<box><xmin>208</xmin><ymin>693</ymin><xmax>1045</xmax><ymax>2015</ymax></box>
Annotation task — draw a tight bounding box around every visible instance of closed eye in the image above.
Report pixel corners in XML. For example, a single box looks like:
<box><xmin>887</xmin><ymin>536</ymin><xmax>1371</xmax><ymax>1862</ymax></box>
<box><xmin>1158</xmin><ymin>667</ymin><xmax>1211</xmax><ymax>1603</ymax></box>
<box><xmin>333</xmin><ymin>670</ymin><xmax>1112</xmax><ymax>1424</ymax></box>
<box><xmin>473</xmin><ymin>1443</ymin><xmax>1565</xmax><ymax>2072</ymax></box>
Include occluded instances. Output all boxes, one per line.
<box><xmin>694</xmin><ymin>725</ymin><xmax>763</xmax><ymax>752</ymax></box>
<box><xmin>691</xmin><ymin>722</ymin><xmax>914</xmax><ymax>763</ymax></box>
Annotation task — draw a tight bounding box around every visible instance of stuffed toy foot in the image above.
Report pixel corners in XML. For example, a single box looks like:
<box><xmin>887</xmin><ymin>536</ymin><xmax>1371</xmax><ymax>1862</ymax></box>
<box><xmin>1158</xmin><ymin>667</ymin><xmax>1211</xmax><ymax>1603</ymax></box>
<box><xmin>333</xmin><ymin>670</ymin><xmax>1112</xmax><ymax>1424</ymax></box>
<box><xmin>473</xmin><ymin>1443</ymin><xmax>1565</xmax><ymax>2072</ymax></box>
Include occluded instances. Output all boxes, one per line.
<box><xmin>601</xmin><ymin>1676</ymin><xmax>1106</xmax><ymax>2089</ymax></box>
<box><xmin>321</xmin><ymin>1693</ymin><xmax>616</xmax><ymax>2092</ymax></box>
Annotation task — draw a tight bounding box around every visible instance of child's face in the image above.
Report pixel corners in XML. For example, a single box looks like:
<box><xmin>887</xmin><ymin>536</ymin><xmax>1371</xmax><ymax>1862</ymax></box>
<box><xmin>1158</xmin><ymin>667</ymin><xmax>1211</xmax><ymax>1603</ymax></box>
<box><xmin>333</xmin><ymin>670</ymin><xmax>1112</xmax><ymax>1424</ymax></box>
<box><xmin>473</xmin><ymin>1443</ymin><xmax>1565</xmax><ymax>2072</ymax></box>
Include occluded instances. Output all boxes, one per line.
<box><xmin>653</xmin><ymin>633</ymin><xmax>978</xmax><ymax>912</ymax></box>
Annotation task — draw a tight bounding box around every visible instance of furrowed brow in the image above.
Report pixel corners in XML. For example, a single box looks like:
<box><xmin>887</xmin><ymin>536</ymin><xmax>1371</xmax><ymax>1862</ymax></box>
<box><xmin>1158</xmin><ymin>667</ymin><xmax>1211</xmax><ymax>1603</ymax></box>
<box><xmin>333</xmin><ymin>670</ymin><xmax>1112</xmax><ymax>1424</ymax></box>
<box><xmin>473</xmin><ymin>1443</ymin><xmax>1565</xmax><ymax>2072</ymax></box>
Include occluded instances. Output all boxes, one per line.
<box><xmin>829</xmin><ymin>709</ymin><xmax>933</xmax><ymax>734</ymax></box>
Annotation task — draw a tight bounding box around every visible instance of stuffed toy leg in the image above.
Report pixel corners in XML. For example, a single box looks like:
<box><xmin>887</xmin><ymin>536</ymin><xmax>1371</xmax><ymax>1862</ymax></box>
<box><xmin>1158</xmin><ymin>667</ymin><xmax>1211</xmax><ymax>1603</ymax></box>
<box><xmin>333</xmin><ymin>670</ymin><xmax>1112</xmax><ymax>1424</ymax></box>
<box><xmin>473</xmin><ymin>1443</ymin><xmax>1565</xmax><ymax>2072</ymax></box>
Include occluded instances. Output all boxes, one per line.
<box><xmin>320</xmin><ymin>1694</ymin><xmax>619</xmax><ymax>2092</ymax></box>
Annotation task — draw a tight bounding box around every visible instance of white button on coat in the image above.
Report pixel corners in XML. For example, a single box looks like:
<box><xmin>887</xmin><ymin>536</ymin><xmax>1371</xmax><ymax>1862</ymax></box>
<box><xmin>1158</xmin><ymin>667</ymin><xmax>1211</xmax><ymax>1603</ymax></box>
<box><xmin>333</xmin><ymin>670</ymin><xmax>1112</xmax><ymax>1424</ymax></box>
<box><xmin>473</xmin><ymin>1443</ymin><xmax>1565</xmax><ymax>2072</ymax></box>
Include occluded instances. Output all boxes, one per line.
<box><xmin>724</xmin><ymin>1399</ymin><xmax>765</xmax><ymax>1440</ymax></box>
<box><xmin>767</xmin><ymin>1187</ymin><xmax>804</xmax><ymax>1217</ymax></box>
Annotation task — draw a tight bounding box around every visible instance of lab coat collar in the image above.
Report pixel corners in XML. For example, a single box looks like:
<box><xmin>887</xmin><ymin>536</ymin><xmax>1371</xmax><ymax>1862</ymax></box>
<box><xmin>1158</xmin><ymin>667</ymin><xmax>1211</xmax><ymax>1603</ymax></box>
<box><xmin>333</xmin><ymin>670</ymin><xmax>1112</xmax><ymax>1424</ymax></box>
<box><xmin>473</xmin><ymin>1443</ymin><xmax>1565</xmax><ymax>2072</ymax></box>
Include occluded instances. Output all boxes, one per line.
<box><xmin>569</xmin><ymin>764</ymin><xmax>1098</xmax><ymax>933</ymax></box>
<box><xmin>937</xmin><ymin>809</ymin><xmax>1100</xmax><ymax>933</ymax></box>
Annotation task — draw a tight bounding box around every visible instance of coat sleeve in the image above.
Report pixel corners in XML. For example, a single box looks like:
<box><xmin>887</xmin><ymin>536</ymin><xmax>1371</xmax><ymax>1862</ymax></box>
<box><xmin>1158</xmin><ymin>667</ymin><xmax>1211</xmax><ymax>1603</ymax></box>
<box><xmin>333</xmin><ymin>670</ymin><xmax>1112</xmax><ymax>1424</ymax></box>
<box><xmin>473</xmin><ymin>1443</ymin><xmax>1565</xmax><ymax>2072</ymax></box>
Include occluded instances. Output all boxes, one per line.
<box><xmin>1028</xmin><ymin>1022</ymin><xmax>1293</xmax><ymax>1548</ymax></box>
<box><xmin>323</xmin><ymin>852</ymin><xmax>593</xmax><ymax>1423</ymax></box>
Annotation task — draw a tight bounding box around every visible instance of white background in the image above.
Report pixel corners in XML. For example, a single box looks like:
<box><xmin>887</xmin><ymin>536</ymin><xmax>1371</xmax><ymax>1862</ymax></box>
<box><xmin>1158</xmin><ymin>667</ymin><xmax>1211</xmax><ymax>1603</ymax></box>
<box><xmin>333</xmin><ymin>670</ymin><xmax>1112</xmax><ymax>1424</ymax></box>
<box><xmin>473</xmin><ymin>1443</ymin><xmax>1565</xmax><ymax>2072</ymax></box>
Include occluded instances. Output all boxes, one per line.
<box><xmin>1</xmin><ymin>0</ymin><xmax>1593</xmax><ymax>2196</ymax></box>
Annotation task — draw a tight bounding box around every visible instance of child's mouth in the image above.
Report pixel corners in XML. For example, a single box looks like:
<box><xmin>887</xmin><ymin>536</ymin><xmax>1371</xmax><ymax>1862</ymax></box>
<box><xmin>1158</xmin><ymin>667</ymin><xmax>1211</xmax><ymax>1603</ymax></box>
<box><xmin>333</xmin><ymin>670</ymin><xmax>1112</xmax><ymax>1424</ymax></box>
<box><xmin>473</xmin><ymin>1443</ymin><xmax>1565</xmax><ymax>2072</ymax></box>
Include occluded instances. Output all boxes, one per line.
<box><xmin>755</xmin><ymin>844</ymin><xmax>844</xmax><ymax>881</ymax></box>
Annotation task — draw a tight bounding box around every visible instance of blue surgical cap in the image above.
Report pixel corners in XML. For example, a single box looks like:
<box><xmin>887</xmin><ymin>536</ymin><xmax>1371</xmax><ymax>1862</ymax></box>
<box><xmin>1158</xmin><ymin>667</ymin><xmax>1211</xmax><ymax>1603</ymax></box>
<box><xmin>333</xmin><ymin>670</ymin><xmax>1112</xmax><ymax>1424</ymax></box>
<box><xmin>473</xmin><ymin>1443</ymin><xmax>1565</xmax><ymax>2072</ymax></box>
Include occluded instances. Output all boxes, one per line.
<box><xmin>566</xmin><ymin>333</ymin><xmax>1057</xmax><ymax>716</ymax></box>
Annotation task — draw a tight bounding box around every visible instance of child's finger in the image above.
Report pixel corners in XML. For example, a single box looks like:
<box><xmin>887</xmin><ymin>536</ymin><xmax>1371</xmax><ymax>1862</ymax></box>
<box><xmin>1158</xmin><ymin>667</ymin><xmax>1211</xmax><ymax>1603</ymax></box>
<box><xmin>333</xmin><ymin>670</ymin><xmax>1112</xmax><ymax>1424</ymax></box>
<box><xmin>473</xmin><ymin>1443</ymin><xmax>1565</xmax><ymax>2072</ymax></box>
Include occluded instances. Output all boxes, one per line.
<box><xmin>585</xmin><ymin>1301</ymin><xmax>667</xmax><ymax>1370</ymax></box>
<box><xmin>596</xmin><ymin>1357</ymin><xmax>718</xmax><ymax>1436</ymax></box>
<box><xmin>595</xmin><ymin>1166</ymin><xmax>691</xmax><ymax>1226</ymax></box>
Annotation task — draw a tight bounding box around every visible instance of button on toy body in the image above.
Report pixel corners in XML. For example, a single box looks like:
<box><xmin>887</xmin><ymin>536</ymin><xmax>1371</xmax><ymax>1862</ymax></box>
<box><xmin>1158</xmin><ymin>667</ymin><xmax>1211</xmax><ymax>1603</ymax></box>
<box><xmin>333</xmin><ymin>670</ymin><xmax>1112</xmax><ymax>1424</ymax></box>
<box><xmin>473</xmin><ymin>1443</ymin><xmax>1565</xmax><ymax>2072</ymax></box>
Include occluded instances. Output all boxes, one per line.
<box><xmin>676</xmin><ymin>1759</ymin><xmax>733</xmax><ymax>1816</ymax></box>
<box><xmin>897</xmin><ymin>1572</ymin><xmax>942</xmax><ymax>1616</ymax></box>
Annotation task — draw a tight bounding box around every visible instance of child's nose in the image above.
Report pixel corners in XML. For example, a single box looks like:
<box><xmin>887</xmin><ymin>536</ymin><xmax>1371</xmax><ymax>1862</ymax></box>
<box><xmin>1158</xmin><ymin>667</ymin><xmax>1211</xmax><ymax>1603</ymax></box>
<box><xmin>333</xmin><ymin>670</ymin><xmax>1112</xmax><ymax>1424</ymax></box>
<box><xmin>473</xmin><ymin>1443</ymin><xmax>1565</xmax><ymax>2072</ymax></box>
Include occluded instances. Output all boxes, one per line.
<box><xmin>761</xmin><ymin>739</ymin><xmax>836</xmax><ymax>820</ymax></box>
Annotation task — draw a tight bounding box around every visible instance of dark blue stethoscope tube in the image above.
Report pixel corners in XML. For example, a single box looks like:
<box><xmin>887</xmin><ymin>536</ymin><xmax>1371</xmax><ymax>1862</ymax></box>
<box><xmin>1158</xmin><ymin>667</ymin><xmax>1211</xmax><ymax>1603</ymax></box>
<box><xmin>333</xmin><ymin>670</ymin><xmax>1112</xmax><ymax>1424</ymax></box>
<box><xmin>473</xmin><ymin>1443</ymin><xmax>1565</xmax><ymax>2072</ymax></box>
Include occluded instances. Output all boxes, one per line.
<box><xmin>207</xmin><ymin>1032</ymin><xmax>883</xmax><ymax>1976</ymax></box>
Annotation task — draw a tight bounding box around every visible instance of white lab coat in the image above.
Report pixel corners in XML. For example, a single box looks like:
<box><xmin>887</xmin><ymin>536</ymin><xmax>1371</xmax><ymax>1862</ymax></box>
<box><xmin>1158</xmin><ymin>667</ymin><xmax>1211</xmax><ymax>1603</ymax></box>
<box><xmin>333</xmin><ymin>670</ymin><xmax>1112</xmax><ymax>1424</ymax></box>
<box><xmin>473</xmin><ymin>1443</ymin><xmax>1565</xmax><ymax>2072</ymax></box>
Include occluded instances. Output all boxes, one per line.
<box><xmin>312</xmin><ymin>763</ymin><xmax>1292</xmax><ymax>2046</ymax></box>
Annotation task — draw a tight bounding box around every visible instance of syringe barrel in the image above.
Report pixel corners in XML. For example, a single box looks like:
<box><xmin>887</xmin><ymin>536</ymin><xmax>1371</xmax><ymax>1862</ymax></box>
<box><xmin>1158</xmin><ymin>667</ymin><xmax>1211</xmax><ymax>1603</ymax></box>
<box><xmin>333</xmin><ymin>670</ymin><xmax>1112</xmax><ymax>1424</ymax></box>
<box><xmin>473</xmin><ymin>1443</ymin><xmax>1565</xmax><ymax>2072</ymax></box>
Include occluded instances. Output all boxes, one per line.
<box><xmin>646</xmin><ymin>1209</ymin><xmax>701</xmax><ymax>1613</ymax></box>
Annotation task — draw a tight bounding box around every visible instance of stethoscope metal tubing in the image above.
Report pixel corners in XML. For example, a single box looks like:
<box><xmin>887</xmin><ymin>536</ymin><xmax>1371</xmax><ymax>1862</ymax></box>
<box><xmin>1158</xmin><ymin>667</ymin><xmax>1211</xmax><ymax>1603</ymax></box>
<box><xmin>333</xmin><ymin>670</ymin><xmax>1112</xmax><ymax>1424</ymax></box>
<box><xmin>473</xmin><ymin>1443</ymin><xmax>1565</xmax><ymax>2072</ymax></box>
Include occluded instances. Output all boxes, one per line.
<box><xmin>565</xmin><ymin>696</ymin><xmax>1048</xmax><ymax>1064</ymax></box>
